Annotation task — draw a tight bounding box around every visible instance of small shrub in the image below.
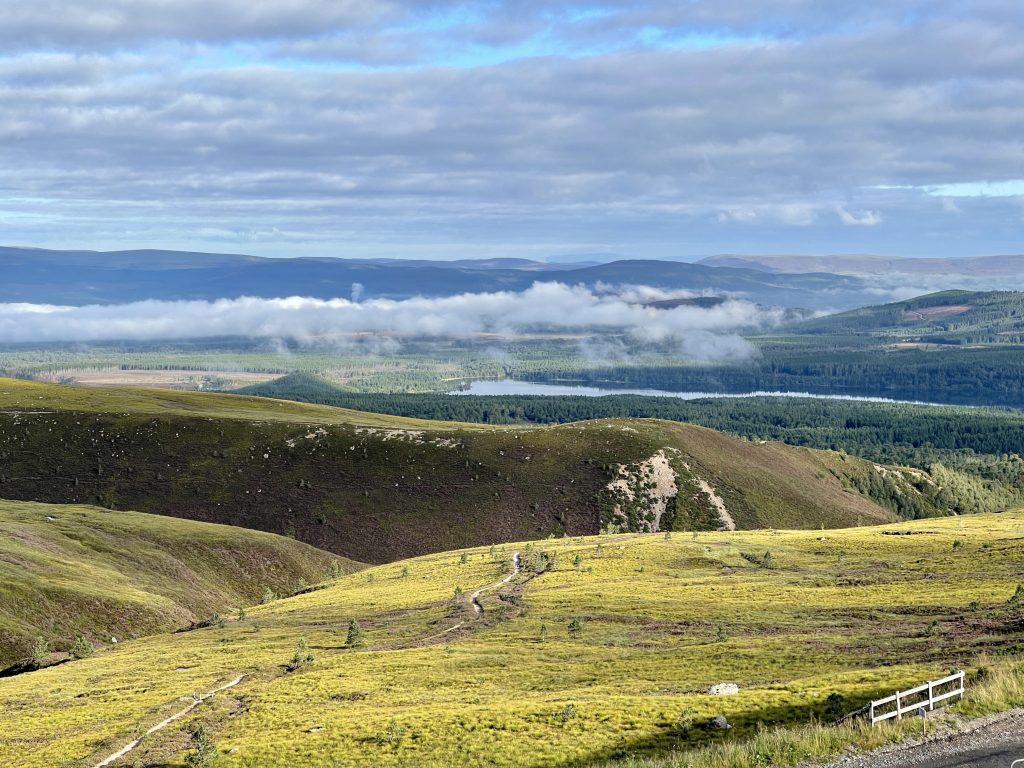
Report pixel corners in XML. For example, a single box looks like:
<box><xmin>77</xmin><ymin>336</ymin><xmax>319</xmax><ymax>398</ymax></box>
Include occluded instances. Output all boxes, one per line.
<box><xmin>952</xmin><ymin>539</ymin><xmax>964</xmax><ymax>551</ymax></box>
<box><xmin>824</xmin><ymin>692</ymin><xmax>846</xmax><ymax>720</ymax></box>
<box><xmin>715</xmin><ymin>625</ymin><xmax>728</xmax><ymax>643</ymax></box>
<box><xmin>568</xmin><ymin>617</ymin><xmax>585</xmax><ymax>640</ymax></box>
<box><xmin>675</xmin><ymin>707</ymin><xmax>695</xmax><ymax>740</ymax></box>
<box><xmin>539</xmin><ymin>623</ymin><xmax>547</xmax><ymax>642</ymax></box>
<box><xmin>294</xmin><ymin>578</ymin><xmax>309</xmax><ymax>594</ymax></box>
<box><xmin>288</xmin><ymin>638</ymin><xmax>314</xmax><ymax>671</ymax></box>
<box><xmin>183</xmin><ymin>723</ymin><xmax>219</xmax><ymax>768</ymax></box>
<box><xmin>261</xmin><ymin>588</ymin><xmax>277</xmax><ymax>605</ymax></box>
<box><xmin>1009</xmin><ymin>584</ymin><xmax>1024</xmax><ymax>605</ymax></box>
<box><xmin>70</xmin><ymin>636</ymin><xmax>94</xmax><ymax>659</ymax></box>
<box><xmin>400</xmin><ymin>566</ymin><xmax>409</xmax><ymax>579</ymax></box>
<box><xmin>740</xmin><ymin>550</ymin><xmax>775</xmax><ymax>569</ymax></box>
<box><xmin>346</xmin><ymin>619</ymin><xmax>364</xmax><ymax>649</ymax></box>
<box><xmin>453</xmin><ymin>586</ymin><xmax>464</xmax><ymax>600</ymax></box>
<box><xmin>573</xmin><ymin>553</ymin><xmax>583</xmax><ymax>570</ymax></box>
<box><xmin>460</xmin><ymin>552</ymin><xmax>468</xmax><ymax>565</ymax></box>
<box><xmin>327</xmin><ymin>560</ymin><xmax>343</xmax><ymax>579</ymax></box>
<box><xmin>559</xmin><ymin>703</ymin><xmax>577</xmax><ymax>723</ymax></box>
<box><xmin>199</xmin><ymin>613</ymin><xmax>225</xmax><ymax>630</ymax></box>
<box><xmin>237</xmin><ymin>606</ymin><xmax>247</xmax><ymax>622</ymax></box>
<box><xmin>29</xmin><ymin>637</ymin><xmax>48</xmax><ymax>668</ymax></box>
<box><xmin>664</xmin><ymin>531</ymin><xmax>672</xmax><ymax>540</ymax></box>
<box><xmin>367</xmin><ymin>573</ymin><xmax>375</xmax><ymax>585</ymax></box>
<box><xmin>376</xmin><ymin>720</ymin><xmax>407</xmax><ymax>746</ymax></box>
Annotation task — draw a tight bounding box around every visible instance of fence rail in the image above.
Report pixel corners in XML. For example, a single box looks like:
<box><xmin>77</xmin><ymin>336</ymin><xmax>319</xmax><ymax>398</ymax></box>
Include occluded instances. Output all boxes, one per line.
<box><xmin>869</xmin><ymin>671</ymin><xmax>965</xmax><ymax>725</ymax></box>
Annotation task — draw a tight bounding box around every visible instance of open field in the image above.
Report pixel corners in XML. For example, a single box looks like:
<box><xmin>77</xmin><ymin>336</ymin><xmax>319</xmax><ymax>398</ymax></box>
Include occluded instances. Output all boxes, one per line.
<box><xmin>36</xmin><ymin>369</ymin><xmax>280</xmax><ymax>390</ymax></box>
<box><xmin>1</xmin><ymin>511</ymin><xmax>1021</xmax><ymax>767</ymax></box>
<box><xmin>0</xmin><ymin>500</ymin><xmax>358</xmax><ymax>667</ymax></box>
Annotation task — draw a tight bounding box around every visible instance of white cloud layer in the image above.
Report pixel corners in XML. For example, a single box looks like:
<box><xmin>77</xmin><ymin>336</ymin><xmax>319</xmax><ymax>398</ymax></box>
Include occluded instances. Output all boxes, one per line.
<box><xmin>0</xmin><ymin>283</ymin><xmax>782</xmax><ymax>359</ymax></box>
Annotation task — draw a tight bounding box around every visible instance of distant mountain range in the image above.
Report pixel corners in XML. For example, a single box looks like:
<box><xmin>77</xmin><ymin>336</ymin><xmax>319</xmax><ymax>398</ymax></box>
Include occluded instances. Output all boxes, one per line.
<box><xmin>699</xmin><ymin>253</ymin><xmax>1024</xmax><ymax>277</ymax></box>
<box><xmin>5</xmin><ymin>246</ymin><xmax>1023</xmax><ymax>311</ymax></box>
<box><xmin>1</xmin><ymin>246</ymin><xmax>864</xmax><ymax>309</ymax></box>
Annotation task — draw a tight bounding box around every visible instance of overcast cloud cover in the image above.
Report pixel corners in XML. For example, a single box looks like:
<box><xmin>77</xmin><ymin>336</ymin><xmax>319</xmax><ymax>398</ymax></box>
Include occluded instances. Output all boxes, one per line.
<box><xmin>0</xmin><ymin>1</ymin><xmax>1022</xmax><ymax>259</ymax></box>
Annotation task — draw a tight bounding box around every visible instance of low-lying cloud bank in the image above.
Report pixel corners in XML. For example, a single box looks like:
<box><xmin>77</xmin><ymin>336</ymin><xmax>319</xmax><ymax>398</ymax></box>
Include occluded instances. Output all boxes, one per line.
<box><xmin>0</xmin><ymin>283</ymin><xmax>782</xmax><ymax>361</ymax></box>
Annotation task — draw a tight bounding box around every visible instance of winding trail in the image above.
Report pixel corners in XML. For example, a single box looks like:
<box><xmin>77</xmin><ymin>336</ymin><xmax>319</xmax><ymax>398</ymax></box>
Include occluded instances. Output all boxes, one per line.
<box><xmin>88</xmin><ymin>553</ymin><xmax>522</xmax><ymax>763</ymax></box>
<box><xmin>470</xmin><ymin>552</ymin><xmax>521</xmax><ymax>614</ymax></box>
<box><xmin>418</xmin><ymin>552</ymin><xmax>520</xmax><ymax>643</ymax></box>
<box><xmin>90</xmin><ymin>674</ymin><xmax>246</xmax><ymax>768</ymax></box>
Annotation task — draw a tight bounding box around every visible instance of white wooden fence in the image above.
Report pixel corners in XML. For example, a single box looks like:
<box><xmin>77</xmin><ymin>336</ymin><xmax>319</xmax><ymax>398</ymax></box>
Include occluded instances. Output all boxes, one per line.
<box><xmin>869</xmin><ymin>671</ymin><xmax>965</xmax><ymax>725</ymax></box>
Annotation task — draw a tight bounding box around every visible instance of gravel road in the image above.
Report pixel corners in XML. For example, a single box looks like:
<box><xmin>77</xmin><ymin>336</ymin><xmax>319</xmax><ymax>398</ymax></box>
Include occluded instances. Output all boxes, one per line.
<box><xmin>822</xmin><ymin>709</ymin><xmax>1024</xmax><ymax>768</ymax></box>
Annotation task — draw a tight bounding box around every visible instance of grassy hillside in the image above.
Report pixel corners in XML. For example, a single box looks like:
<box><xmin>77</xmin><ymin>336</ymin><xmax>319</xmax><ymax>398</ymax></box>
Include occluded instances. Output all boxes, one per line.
<box><xmin>1</xmin><ymin>512</ymin><xmax>1021</xmax><ymax>767</ymax></box>
<box><xmin>0</xmin><ymin>500</ymin><xmax>357</xmax><ymax>668</ymax></box>
<box><xmin>794</xmin><ymin>290</ymin><xmax>1024</xmax><ymax>343</ymax></box>
<box><xmin>0</xmin><ymin>378</ymin><xmax>967</xmax><ymax>563</ymax></box>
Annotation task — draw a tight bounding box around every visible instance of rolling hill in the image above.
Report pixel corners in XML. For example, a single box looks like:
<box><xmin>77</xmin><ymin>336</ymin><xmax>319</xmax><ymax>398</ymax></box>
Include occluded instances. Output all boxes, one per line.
<box><xmin>793</xmin><ymin>290</ymin><xmax>1024</xmax><ymax>343</ymax></box>
<box><xmin>0</xmin><ymin>500</ymin><xmax>357</xmax><ymax>669</ymax></box>
<box><xmin>0</xmin><ymin>378</ymin><xmax>981</xmax><ymax>565</ymax></box>
<box><xmin>1</xmin><ymin>512</ymin><xmax>1021</xmax><ymax>767</ymax></box>
<box><xmin>699</xmin><ymin>254</ymin><xmax>1024</xmax><ymax>278</ymax></box>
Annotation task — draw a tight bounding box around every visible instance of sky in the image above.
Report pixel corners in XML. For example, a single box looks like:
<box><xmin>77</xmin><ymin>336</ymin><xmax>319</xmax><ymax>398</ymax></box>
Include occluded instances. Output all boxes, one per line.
<box><xmin>1</xmin><ymin>1</ymin><xmax>1022</xmax><ymax>260</ymax></box>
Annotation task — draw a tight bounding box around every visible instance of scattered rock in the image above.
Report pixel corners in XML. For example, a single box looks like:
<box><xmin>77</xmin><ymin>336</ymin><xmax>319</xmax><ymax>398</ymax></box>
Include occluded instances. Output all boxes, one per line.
<box><xmin>307</xmin><ymin>726</ymin><xmax>324</xmax><ymax>733</ymax></box>
<box><xmin>708</xmin><ymin>683</ymin><xmax>740</xmax><ymax>695</ymax></box>
<box><xmin>706</xmin><ymin>715</ymin><xmax>731</xmax><ymax>731</ymax></box>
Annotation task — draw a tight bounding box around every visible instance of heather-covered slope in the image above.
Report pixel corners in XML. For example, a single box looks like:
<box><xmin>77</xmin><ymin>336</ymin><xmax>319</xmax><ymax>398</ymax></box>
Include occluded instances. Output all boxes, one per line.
<box><xmin>0</xmin><ymin>379</ymin><xmax>966</xmax><ymax>566</ymax></box>
<box><xmin>0</xmin><ymin>500</ymin><xmax>357</xmax><ymax>667</ymax></box>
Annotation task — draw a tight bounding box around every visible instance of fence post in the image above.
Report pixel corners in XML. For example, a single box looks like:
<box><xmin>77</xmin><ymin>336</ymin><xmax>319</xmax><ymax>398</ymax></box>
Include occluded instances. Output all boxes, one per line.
<box><xmin>928</xmin><ymin>680</ymin><xmax>934</xmax><ymax>711</ymax></box>
<box><xmin>870</xmin><ymin>701</ymin><xmax>875</xmax><ymax>725</ymax></box>
<box><xmin>895</xmin><ymin>690</ymin><xmax>902</xmax><ymax>720</ymax></box>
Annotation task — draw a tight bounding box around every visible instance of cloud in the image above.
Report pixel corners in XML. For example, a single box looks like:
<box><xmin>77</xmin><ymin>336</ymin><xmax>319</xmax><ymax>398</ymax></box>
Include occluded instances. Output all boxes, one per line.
<box><xmin>837</xmin><ymin>207</ymin><xmax>882</xmax><ymax>226</ymax></box>
<box><xmin>0</xmin><ymin>283</ymin><xmax>781</xmax><ymax>361</ymax></box>
<box><xmin>0</xmin><ymin>2</ymin><xmax>1023</xmax><ymax>257</ymax></box>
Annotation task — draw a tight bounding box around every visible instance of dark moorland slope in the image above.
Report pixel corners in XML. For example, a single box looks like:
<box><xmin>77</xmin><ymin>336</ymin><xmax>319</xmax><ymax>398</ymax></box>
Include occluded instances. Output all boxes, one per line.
<box><xmin>0</xmin><ymin>378</ymin><xmax>990</xmax><ymax>565</ymax></box>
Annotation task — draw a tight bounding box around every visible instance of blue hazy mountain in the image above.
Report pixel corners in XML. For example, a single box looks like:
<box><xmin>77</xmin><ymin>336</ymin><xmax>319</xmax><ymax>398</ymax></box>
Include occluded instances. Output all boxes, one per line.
<box><xmin>1</xmin><ymin>246</ymin><xmax>868</xmax><ymax>309</ymax></box>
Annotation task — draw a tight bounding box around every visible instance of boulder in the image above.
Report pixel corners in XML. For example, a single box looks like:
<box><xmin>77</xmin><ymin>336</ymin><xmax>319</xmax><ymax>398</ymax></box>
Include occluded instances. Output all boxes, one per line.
<box><xmin>708</xmin><ymin>683</ymin><xmax>740</xmax><ymax>695</ymax></box>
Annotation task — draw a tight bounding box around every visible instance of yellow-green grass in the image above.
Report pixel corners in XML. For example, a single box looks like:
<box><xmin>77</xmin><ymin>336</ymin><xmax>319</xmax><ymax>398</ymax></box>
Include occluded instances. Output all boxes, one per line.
<box><xmin>1</xmin><ymin>512</ymin><xmax>1022</xmax><ymax>767</ymax></box>
<box><xmin>589</xmin><ymin>657</ymin><xmax>1024</xmax><ymax>768</ymax></box>
<box><xmin>0</xmin><ymin>500</ymin><xmax>360</xmax><ymax>667</ymax></box>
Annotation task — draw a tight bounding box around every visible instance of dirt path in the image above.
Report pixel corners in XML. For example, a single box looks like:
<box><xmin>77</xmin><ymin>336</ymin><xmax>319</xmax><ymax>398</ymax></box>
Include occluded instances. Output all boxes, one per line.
<box><xmin>89</xmin><ymin>554</ymin><xmax>522</xmax><ymax>763</ymax></box>
<box><xmin>471</xmin><ymin>552</ymin><xmax>521</xmax><ymax>614</ymax></box>
<box><xmin>90</xmin><ymin>674</ymin><xmax>246</xmax><ymax>768</ymax></box>
<box><xmin>417</xmin><ymin>552</ymin><xmax>521</xmax><ymax>643</ymax></box>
